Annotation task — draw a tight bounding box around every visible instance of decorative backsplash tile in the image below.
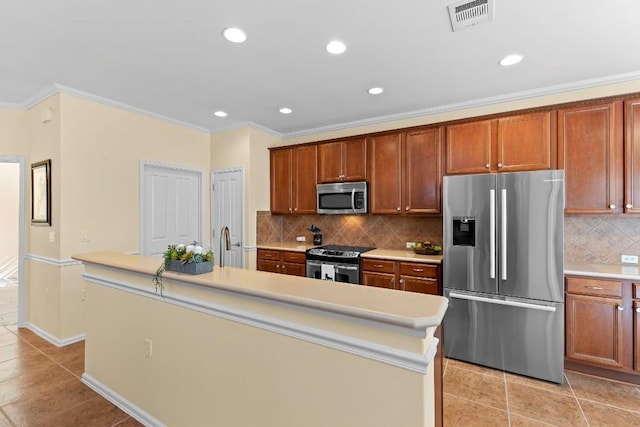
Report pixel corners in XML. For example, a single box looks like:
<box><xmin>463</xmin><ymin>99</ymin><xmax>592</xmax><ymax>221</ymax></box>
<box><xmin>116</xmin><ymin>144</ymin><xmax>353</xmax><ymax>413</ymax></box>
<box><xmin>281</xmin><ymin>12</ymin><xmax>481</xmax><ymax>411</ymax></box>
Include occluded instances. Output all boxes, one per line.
<box><xmin>258</xmin><ymin>212</ymin><xmax>640</xmax><ymax>265</ymax></box>
<box><xmin>257</xmin><ymin>211</ymin><xmax>442</xmax><ymax>249</ymax></box>
<box><xmin>564</xmin><ymin>216</ymin><xmax>640</xmax><ymax>264</ymax></box>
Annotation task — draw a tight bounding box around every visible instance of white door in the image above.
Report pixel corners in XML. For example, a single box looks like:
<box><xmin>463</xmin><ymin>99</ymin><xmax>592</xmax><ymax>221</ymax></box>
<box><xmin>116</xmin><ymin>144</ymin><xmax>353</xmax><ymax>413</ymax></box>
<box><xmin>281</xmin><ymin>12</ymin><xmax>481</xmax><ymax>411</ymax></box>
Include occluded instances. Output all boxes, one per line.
<box><xmin>140</xmin><ymin>162</ymin><xmax>204</xmax><ymax>256</ymax></box>
<box><xmin>212</xmin><ymin>168</ymin><xmax>244</xmax><ymax>268</ymax></box>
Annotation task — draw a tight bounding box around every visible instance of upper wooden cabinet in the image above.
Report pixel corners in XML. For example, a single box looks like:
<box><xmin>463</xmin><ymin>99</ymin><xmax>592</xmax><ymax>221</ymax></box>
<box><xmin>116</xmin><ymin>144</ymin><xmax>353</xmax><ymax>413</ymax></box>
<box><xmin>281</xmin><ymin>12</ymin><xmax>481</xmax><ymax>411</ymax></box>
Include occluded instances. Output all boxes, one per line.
<box><xmin>368</xmin><ymin>128</ymin><xmax>443</xmax><ymax>215</ymax></box>
<box><xmin>625</xmin><ymin>97</ymin><xmax>640</xmax><ymax>214</ymax></box>
<box><xmin>270</xmin><ymin>145</ymin><xmax>317</xmax><ymax>214</ymax></box>
<box><xmin>445</xmin><ymin>111</ymin><xmax>553</xmax><ymax>174</ymax></box>
<box><xmin>558</xmin><ymin>101</ymin><xmax>623</xmax><ymax>214</ymax></box>
<box><xmin>317</xmin><ymin>137</ymin><xmax>367</xmax><ymax>183</ymax></box>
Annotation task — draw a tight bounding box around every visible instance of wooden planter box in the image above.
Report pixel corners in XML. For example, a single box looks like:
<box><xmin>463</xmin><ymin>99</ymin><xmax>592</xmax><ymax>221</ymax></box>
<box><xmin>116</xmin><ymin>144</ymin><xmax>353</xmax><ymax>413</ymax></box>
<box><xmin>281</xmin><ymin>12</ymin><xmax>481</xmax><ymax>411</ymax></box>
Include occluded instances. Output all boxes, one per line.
<box><xmin>165</xmin><ymin>260</ymin><xmax>213</xmax><ymax>275</ymax></box>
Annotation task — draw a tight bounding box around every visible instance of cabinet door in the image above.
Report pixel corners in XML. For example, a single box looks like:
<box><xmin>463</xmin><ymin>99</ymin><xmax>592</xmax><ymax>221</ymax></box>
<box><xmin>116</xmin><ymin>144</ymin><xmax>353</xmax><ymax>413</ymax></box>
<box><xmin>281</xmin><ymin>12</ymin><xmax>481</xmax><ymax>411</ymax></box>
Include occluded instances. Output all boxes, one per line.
<box><xmin>400</xmin><ymin>276</ymin><xmax>439</xmax><ymax>295</ymax></box>
<box><xmin>317</xmin><ymin>141</ymin><xmax>344</xmax><ymax>183</ymax></box>
<box><xmin>292</xmin><ymin>145</ymin><xmax>317</xmax><ymax>214</ymax></box>
<box><xmin>281</xmin><ymin>262</ymin><xmax>305</xmax><ymax>277</ymax></box>
<box><xmin>635</xmin><ymin>299</ymin><xmax>640</xmax><ymax>371</ymax></box>
<box><xmin>497</xmin><ymin>111</ymin><xmax>552</xmax><ymax>172</ymax></box>
<box><xmin>566</xmin><ymin>293</ymin><xmax>628</xmax><ymax>368</ymax></box>
<box><xmin>361</xmin><ymin>271</ymin><xmax>396</xmax><ymax>289</ymax></box>
<box><xmin>257</xmin><ymin>259</ymin><xmax>280</xmax><ymax>273</ymax></box>
<box><xmin>445</xmin><ymin>120</ymin><xmax>493</xmax><ymax>174</ymax></box>
<box><xmin>403</xmin><ymin>128</ymin><xmax>443</xmax><ymax>215</ymax></box>
<box><xmin>625</xmin><ymin>98</ymin><xmax>640</xmax><ymax>214</ymax></box>
<box><xmin>368</xmin><ymin>133</ymin><xmax>402</xmax><ymax>214</ymax></box>
<box><xmin>270</xmin><ymin>149</ymin><xmax>292</xmax><ymax>214</ymax></box>
<box><xmin>558</xmin><ymin>101</ymin><xmax>623</xmax><ymax>214</ymax></box>
<box><xmin>342</xmin><ymin>138</ymin><xmax>367</xmax><ymax>182</ymax></box>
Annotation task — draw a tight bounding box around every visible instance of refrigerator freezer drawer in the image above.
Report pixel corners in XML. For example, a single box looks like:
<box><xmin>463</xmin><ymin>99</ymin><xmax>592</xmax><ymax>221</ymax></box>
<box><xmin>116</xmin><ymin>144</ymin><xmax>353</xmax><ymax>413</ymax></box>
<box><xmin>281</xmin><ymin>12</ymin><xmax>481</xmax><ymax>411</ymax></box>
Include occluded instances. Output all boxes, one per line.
<box><xmin>444</xmin><ymin>289</ymin><xmax>564</xmax><ymax>383</ymax></box>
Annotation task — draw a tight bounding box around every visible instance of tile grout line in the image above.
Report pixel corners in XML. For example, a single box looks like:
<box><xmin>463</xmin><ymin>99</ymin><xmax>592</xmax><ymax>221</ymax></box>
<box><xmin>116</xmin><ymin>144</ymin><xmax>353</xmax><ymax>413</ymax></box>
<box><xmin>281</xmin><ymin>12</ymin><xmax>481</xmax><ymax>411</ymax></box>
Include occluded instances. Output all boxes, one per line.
<box><xmin>565</xmin><ymin>372</ymin><xmax>591</xmax><ymax>427</ymax></box>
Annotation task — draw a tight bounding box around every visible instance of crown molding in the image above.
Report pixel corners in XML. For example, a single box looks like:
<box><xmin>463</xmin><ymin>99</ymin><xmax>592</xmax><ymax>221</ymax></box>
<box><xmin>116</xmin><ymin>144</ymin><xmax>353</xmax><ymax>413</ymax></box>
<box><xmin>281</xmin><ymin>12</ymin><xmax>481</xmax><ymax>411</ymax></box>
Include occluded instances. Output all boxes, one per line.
<box><xmin>210</xmin><ymin>121</ymin><xmax>283</xmax><ymax>138</ymax></box>
<box><xmin>281</xmin><ymin>70</ymin><xmax>640</xmax><ymax>139</ymax></box>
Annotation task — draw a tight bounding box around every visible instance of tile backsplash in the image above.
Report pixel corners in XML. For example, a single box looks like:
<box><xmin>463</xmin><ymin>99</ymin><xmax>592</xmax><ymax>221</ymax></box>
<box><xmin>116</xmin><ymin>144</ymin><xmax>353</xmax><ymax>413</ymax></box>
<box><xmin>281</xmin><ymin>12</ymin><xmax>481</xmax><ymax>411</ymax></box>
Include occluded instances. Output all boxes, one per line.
<box><xmin>257</xmin><ymin>211</ymin><xmax>442</xmax><ymax>249</ymax></box>
<box><xmin>564</xmin><ymin>216</ymin><xmax>640</xmax><ymax>264</ymax></box>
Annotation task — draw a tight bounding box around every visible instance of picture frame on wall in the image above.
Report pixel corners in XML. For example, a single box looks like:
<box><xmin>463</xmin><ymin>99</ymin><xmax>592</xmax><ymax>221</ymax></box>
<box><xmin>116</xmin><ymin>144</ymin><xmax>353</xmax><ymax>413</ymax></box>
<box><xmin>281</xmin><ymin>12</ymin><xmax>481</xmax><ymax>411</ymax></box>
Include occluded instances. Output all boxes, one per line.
<box><xmin>31</xmin><ymin>159</ymin><xmax>51</xmax><ymax>226</ymax></box>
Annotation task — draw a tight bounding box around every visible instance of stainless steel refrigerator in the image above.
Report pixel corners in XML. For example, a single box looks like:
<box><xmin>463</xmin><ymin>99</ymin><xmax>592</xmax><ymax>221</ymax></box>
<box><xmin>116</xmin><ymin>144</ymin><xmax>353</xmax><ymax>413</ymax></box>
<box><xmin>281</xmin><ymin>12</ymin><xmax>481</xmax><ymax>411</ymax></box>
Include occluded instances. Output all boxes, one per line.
<box><xmin>443</xmin><ymin>170</ymin><xmax>565</xmax><ymax>383</ymax></box>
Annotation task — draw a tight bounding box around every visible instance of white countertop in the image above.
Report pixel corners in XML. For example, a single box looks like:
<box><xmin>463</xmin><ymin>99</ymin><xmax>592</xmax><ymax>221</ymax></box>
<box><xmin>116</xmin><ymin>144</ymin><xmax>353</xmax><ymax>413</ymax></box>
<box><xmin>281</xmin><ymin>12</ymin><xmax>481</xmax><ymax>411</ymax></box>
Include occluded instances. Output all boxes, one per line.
<box><xmin>565</xmin><ymin>261</ymin><xmax>640</xmax><ymax>281</ymax></box>
<box><xmin>73</xmin><ymin>251</ymin><xmax>448</xmax><ymax>330</ymax></box>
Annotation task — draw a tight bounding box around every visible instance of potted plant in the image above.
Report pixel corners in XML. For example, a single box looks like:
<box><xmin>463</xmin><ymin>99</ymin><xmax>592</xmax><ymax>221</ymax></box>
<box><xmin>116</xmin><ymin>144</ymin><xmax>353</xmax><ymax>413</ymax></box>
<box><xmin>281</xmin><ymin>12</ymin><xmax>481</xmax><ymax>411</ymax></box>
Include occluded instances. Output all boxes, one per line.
<box><xmin>154</xmin><ymin>242</ymin><xmax>214</xmax><ymax>295</ymax></box>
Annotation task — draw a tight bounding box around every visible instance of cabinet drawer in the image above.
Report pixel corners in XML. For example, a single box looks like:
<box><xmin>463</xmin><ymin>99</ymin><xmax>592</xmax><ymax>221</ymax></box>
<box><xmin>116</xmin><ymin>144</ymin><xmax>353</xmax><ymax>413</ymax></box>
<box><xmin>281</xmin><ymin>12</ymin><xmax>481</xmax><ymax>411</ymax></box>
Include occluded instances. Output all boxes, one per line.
<box><xmin>566</xmin><ymin>277</ymin><xmax>623</xmax><ymax>298</ymax></box>
<box><xmin>281</xmin><ymin>251</ymin><xmax>306</xmax><ymax>264</ymax></box>
<box><xmin>401</xmin><ymin>276</ymin><xmax>439</xmax><ymax>295</ymax></box>
<box><xmin>257</xmin><ymin>249</ymin><xmax>280</xmax><ymax>261</ymax></box>
<box><xmin>362</xmin><ymin>259</ymin><xmax>396</xmax><ymax>274</ymax></box>
<box><xmin>634</xmin><ymin>283</ymin><xmax>640</xmax><ymax>299</ymax></box>
<box><xmin>399</xmin><ymin>262</ymin><xmax>438</xmax><ymax>278</ymax></box>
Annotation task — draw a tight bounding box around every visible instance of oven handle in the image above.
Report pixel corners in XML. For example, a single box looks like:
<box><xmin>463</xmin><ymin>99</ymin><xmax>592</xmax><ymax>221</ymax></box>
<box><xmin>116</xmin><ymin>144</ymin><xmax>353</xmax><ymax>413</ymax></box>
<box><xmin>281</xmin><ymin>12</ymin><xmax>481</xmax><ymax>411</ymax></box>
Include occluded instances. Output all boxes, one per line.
<box><xmin>306</xmin><ymin>260</ymin><xmax>359</xmax><ymax>271</ymax></box>
<box><xmin>351</xmin><ymin>189</ymin><xmax>356</xmax><ymax>212</ymax></box>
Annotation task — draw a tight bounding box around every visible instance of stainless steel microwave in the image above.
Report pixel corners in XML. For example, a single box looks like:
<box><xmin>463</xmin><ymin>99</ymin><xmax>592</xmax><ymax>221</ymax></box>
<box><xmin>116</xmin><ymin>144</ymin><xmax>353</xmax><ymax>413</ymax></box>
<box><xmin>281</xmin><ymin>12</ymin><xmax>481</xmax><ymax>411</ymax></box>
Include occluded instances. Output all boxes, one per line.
<box><xmin>317</xmin><ymin>181</ymin><xmax>368</xmax><ymax>214</ymax></box>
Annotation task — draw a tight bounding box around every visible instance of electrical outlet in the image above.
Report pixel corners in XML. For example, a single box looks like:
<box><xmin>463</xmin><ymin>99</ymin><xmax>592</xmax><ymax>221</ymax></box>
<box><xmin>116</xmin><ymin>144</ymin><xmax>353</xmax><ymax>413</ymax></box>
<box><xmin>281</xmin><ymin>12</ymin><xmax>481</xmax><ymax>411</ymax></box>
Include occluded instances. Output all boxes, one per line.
<box><xmin>45</xmin><ymin>288</ymin><xmax>50</xmax><ymax>301</ymax></box>
<box><xmin>144</xmin><ymin>339</ymin><xmax>153</xmax><ymax>359</ymax></box>
<box><xmin>48</xmin><ymin>231</ymin><xmax>56</xmax><ymax>243</ymax></box>
<box><xmin>406</xmin><ymin>241</ymin><xmax>415</xmax><ymax>249</ymax></box>
<box><xmin>81</xmin><ymin>230</ymin><xmax>90</xmax><ymax>242</ymax></box>
<box><xmin>296</xmin><ymin>236</ymin><xmax>306</xmax><ymax>242</ymax></box>
<box><xmin>621</xmin><ymin>255</ymin><xmax>639</xmax><ymax>264</ymax></box>
<box><xmin>80</xmin><ymin>289</ymin><xmax>86</xmax><ymax>301</ymax></box>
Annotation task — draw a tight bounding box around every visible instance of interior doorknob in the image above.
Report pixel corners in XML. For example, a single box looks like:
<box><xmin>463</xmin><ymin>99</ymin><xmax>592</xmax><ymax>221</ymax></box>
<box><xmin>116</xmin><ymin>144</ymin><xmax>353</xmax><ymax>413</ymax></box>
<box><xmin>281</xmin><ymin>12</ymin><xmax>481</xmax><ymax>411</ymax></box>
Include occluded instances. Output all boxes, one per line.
<box><xmin>232</xmin><ymin>242</ymin><xmax>241</xmax><ymax>247</ymax></box>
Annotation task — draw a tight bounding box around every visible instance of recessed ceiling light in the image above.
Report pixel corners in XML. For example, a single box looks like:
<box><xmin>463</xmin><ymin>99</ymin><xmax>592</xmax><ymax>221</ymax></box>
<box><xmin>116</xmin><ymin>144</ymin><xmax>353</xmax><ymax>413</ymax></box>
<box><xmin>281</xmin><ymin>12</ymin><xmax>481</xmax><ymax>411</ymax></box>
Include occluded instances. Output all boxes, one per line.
<box><xmin>368</xmin><ymin>87</ymin><xmax>384</xmax><ymax>95</ymax></box>
<box><xmin>214</xmin><ymin>111</ymin><xmax>227</xmax><ymax>117</ymax></box>
<box><xmin>222</xmin><ymin>27</ymin><xmax>247</xmax><ymax>43</ymax></box>
<box><xmin>326</xmin><ymin>40</ymin><xmax>346</xmax><ymax>55</ymax></box>
<box><xmin>279</xmin><ymin>107</ymin><xmax>292</xmax><ymax>114</ymax></box>
<box><xmin>499</xmin><ymin>54</ymin><xmax>523</xmax><ymax>66</ymax></box>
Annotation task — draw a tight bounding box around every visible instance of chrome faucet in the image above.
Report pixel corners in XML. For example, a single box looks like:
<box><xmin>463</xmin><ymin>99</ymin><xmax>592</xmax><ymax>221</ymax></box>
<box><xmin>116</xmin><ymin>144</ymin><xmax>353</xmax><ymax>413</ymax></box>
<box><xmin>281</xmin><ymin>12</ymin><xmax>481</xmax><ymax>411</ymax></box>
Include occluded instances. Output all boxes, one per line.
<box><xmin>219</xmin><ymin>226</ymin><xmax>231</xmax><ymax>267</ymax></box>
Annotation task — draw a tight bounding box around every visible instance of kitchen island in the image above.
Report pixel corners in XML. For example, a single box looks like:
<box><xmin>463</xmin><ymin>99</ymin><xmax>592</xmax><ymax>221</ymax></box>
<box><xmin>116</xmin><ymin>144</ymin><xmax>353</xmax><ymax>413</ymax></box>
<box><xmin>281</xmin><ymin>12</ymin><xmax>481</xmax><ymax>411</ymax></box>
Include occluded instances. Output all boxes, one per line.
<box><xmin>73</xmin><ymin>252</ymin><xmax>448</xmax><ymax>427</ymax></box>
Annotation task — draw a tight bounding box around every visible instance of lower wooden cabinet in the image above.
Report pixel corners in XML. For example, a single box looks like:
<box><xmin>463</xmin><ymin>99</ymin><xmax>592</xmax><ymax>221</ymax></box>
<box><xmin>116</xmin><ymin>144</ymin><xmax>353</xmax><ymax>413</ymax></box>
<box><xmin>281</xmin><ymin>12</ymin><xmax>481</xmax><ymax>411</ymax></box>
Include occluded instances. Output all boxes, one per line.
<box><xmin>257</xmin><ymin>249</ymin><xmax>306</xmax><ymax>277</ymax></box>
<box><xmin>361</xmin><ymin>258</ymin><xmax>441</xmax><ymax>295</ymax></box>
<box><xmin>565</xmin><ymin>276</ymin><xmax>636</xmax><ymax>381</ymax></box>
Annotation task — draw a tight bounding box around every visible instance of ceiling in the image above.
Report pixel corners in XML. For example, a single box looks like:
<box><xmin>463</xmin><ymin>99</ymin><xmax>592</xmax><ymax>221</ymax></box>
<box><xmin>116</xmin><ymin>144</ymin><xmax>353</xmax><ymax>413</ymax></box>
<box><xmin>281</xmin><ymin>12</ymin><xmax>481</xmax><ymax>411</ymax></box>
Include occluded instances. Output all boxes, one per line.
<box><xmin>2</xmin><ymin>0</ymin><xmax>640</xmax><ymax>137</ymax></box>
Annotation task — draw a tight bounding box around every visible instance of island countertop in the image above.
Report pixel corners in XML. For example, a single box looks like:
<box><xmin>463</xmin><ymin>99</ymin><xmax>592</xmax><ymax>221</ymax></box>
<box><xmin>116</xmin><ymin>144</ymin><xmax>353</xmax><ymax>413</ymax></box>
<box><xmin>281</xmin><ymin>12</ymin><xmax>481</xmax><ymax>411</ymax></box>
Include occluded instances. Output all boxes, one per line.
<box><xmin>73</xmin><ymin>251</ymin><xmax>448</xmax><ymax>330</ymax></box>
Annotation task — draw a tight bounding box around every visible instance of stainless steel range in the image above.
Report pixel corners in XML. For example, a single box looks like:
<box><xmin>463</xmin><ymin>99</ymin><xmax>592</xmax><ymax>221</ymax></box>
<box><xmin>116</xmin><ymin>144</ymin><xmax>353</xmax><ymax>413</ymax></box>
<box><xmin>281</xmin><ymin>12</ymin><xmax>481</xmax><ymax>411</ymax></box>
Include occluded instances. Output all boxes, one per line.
<box><xmin>306</xmin><ymin>245</ymin><xmax>375</xmax><ymax>284</ymax></box>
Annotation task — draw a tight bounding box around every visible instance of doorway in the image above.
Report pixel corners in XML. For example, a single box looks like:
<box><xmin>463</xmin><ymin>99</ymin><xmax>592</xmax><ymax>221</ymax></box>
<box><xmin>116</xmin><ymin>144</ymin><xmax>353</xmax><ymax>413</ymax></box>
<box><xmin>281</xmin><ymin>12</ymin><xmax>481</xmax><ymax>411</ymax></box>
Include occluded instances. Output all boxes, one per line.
<box><xmin>212</xmin><ymin>168</ymin><xmax>244</xmax><ymax>268</ymax></box>
<box><xmin>0</xmin><ymin>157</ymin><xmax>25</xmax><ymax>326</ymax></box>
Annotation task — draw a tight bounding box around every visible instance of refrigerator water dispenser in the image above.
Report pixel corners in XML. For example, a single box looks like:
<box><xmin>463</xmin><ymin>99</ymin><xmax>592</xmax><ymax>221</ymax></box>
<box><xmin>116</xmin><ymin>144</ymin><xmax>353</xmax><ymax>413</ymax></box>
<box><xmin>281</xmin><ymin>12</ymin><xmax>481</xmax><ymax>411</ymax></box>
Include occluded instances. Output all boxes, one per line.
<box><xmin>452</xmin><ymin>217</ymin><xmax>475</xmax><ymax>246</ymax></box>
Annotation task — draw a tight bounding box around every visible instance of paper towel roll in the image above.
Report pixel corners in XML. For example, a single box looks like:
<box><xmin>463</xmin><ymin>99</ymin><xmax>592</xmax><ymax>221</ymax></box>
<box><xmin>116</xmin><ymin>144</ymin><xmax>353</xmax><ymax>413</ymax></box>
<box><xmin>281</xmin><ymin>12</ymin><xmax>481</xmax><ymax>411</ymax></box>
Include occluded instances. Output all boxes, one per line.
<box><xmin>321</xmin><ymin>264</ymin><xmax>335</xmax><ymax>281</ymax></box>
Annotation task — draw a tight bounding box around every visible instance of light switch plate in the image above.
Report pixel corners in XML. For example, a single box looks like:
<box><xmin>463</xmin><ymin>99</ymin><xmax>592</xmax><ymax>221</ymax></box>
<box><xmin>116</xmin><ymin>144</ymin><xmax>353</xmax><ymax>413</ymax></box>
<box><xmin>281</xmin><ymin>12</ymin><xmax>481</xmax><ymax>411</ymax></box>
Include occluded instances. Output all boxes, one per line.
<box><xmin>406</xmin><ymin>242</ymin><xmax>415</xmax><ymax>249</ymax></box>
<box><xmin>621</xmin><ymin>255</ymin><xmax>638</xmax><ymax>264</ymax></box>
<box><xmin>48</xmin><ymin>231</ymin><xmax>56</xmax><ymax>243</ymax></box>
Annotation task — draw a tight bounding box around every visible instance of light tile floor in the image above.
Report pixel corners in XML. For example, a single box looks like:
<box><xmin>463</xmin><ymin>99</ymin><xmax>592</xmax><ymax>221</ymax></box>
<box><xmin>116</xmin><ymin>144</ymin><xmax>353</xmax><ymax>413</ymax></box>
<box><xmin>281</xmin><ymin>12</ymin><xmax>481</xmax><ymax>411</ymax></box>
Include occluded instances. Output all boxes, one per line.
<box><xmin>0</xmin><ymin>280</ymin><xmax>17</xmax><ymax>326</ymax></box>
<box><xmin>444</xmin><ymin>357</ymin><xmax>640</xmax><ymax>426</ymax></box>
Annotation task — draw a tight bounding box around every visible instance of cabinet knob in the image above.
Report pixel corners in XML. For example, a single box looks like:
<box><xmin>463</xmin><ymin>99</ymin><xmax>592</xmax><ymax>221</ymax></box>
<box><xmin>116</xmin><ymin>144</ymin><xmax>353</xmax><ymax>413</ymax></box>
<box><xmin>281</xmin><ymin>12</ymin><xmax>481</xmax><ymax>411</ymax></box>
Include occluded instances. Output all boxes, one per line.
<box><xmin>609</xmin><ymin>204</ymin><xmax>616</xmax><ymax>210</ymax></box>
<box><xmin>626</xmin><ymin>204</ymin><xmax>633</xmax><ymax>209</ymax></box>
<box><xmin>294</xmin><ymin>207</ymin><xmax>298</xmax><ymax>212</ymax></box>
<box><xmin>636</xmin><ymin>307</ymin><xmax>640</xmax><ymax>313</ymax></box>
<box><xmin>399</xmin><ymin>278</ymin><xmax>405</xmax><ymax>286</ymax></box>
<box><xmin>497</xmin><ymin>163</ymin><xmax>503</xmax><ymax>168</ymax></box>
<box><xmin>397</xmin><ymin>207</ymin><xmax>401</xmax><ymax>211</ymax></box>
<box><xmin>617</xmin><ymin>305</ymin><xmax>624</xmax><ymax>311</ymax></box>
<box><xmin>405</xmin><ymin>206</ymin><xmax>410</xmax><ymax>211</ymax></box>
<box><xmin>485</xmin><ymin>163</ymin><xmax>490</xmax><ymax>168</ymax></box>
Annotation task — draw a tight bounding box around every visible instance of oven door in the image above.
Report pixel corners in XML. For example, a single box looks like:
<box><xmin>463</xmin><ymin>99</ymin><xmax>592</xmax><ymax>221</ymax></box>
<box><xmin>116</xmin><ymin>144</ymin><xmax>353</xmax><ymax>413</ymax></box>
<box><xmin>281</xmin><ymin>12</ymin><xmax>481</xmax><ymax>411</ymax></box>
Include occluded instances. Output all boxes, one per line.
<box><xmin>306</xmin><ymin>260</ymin><xmax>360</xmax><ymax>284</ymax></box>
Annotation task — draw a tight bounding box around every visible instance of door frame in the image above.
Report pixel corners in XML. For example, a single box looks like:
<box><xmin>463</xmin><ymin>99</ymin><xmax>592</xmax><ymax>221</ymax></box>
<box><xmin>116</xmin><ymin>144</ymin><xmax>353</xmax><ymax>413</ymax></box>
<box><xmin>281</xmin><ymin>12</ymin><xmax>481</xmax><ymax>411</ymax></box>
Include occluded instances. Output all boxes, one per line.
<box><xmin>211</xmin><ymin>167</ymin><xmax>245</xmax><ymax>268</ymax></box>
<box><xmin>139</xmin><ymin>160</ymin><xmax>206</xmax><ymax>255</ymax></box>
<box><xmin>0</xmin><ymin>156</ymin><xmax>26</xmax><ymax>326</ymax></box>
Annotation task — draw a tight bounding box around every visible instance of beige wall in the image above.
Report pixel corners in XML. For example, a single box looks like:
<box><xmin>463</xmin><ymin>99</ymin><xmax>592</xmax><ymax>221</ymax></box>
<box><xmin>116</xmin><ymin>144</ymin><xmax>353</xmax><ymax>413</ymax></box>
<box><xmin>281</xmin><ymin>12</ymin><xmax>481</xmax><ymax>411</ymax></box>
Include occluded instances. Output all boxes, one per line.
<box><xmin>211</xmin><ymin>127</ymin><xmax>279</xmax><ymax>269</ymax></box>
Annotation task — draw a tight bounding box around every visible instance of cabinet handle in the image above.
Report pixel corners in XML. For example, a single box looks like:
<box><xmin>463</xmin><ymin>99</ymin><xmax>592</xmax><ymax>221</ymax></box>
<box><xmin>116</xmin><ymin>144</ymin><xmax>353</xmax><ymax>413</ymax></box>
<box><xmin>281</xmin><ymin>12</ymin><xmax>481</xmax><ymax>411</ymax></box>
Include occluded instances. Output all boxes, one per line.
<box><xmin>617</xmin><ymin>305</ymin><xmax>624</xmax><ymax>311</ymax></box>
<box><xmin>609</xmin><ymin>204</ymin><xmax>616</xmax><ymax>210</ymax></box>
<box><xmin>413</xmin><ymin>268</ymin><xmax>424</xmax><ymax>272</ymax></box>
<box><xmin>374</xmin><ymin>264</ymin><xmax>384</xmax><ymax>268</ymax></box>
<box><xmin>485</xmin><ymin>163</ymin><xmax>490</xmax><ymax>168</ymax></box>
<box><xmin>626</xmin><ymin>204</ymin><xmax>633</xmax><ymax>209</ymax></box>
<box><xmin>586</xmin><ymin>286</ymin><xmax>603</xmax><ymax>290</ymax></box>
<box><xmin>391</xmin><ymin>278</ymin><xmax>395</xmax><ymax>288</ymax></box>
<box><xmin>497</xmin><ymin>163</ymin><xmax>504</xmax><ymax>168</ymax></box>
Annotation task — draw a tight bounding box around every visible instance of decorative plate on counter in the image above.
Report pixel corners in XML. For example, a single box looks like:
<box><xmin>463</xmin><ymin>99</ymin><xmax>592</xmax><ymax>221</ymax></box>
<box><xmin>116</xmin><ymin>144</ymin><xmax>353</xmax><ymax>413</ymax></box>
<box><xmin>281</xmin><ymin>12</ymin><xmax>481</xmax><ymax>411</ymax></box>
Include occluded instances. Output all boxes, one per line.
<box><xmin>413</xmin><ymin>248</ymin><xmax>442</xmax><ymax>255</ymax></box>
<box><xmin>411</xmin><ymin>242</ymin><xmax>442</xmax><ymax>255</ymax></box>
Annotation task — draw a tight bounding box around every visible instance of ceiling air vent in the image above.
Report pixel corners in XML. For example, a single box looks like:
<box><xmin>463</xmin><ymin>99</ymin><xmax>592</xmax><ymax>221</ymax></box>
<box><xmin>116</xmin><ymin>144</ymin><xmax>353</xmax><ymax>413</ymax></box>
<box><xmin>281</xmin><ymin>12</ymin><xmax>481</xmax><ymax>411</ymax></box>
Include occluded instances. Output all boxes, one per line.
<box><xmin>448</xmin><ymin>0</ymin><xmax>494</xmax><ymax>32</ymax></box>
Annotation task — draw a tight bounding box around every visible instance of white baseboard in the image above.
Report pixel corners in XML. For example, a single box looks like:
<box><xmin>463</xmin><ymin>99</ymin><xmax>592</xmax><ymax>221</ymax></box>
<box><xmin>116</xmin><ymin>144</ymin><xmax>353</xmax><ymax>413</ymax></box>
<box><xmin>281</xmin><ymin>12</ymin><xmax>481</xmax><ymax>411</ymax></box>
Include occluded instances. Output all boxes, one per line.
<box><xmin>24</xmin><ymin>322</ymin><xmax>85</xmax><ymax>347</ymax></box>
<box><xmin>81</xmin><ymin>373</ymin><xmax>165</xmax><ymax>427</ymax></box>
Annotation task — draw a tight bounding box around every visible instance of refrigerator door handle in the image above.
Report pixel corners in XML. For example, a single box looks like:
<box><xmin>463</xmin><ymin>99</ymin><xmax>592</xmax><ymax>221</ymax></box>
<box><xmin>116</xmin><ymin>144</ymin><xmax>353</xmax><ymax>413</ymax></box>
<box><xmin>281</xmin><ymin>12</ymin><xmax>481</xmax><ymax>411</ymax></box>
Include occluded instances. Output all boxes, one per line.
<box><xmin>490</xmin><ymin>189</ymin><xmax>496</xmax><ymax>279</ymax></box>
<box><xmin>448</xmin><ymin>291</ymin><xmax>557</xmax><ymax>312</ymax></box>
<box><xmin>501</xmin><ymin>188</ymin><xmax>507</xmax><ymax>281</ymax></box>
